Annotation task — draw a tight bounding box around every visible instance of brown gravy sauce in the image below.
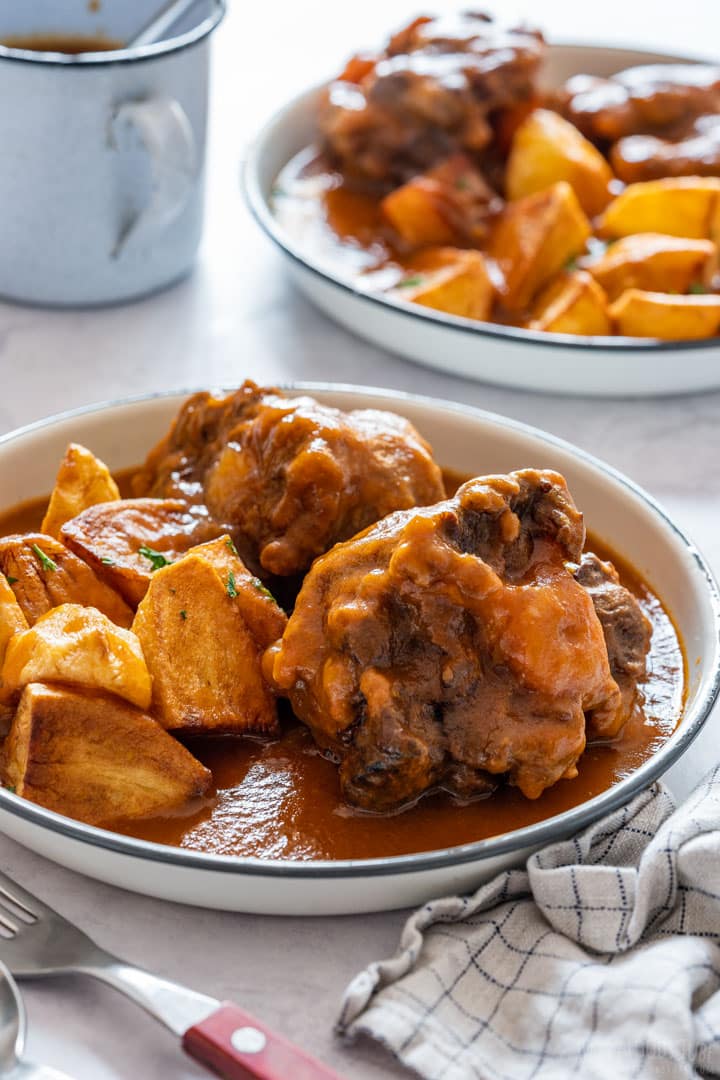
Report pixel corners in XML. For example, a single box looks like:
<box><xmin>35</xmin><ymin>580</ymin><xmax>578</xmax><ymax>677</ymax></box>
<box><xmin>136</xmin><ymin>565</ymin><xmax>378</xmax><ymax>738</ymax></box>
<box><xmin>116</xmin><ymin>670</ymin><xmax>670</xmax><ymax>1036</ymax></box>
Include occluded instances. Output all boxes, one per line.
<box><xmin>0</xmin><ymin>33</ymin><xmax>122</xmax><ymax>54</ymax></box>
<box><xmin>0</xmin><ymin>468</ymin><xmax>685</xmax><ymax>861</ymax></box>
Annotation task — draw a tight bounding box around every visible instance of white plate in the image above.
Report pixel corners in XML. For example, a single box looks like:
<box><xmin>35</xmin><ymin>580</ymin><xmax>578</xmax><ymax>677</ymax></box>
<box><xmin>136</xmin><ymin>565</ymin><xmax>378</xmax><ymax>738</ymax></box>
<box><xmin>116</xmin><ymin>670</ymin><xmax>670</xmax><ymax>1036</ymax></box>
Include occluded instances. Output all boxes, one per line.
<box><xmin>0</xmin><ymin>386</ymin><xmax>717</xmax><ymax>914</ymax></box>
<box><xmin>244</xmin><ymin>43</ymin><xmax>720</xmax><ymax>396</ymax></box>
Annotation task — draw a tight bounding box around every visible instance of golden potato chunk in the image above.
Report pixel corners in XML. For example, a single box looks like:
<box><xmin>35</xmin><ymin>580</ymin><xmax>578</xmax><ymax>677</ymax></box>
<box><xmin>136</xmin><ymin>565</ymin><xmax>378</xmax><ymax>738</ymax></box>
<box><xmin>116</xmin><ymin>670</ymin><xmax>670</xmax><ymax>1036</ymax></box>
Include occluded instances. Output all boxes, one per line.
<box><xmin>381</xmin><ymin>154</ymin><xmax>498</xmax><ymax>247</ymax></box>
<box><xmin>0</xmin><ymin>575</ymin><xmax>28</xmax><ymax>703</ymax></box>
<box><xmin>4</xmin><ymin>683</ymin><xmax>211</xmax><ymax>827</ymax></box>
<box><xmin>2</xmin><ymin>604</ymin><xmax>151</xmax><ymax>709</ymax></box>
<box><xmin>187</xmin><ymin>536</ymin><xmax>288</xmax><ymax>648</ymax></box>
<box><xmin>61</xmin><ymin>499</ymin><xmax>224</xmax><ymax>607</ymax></box>
<box><xmin>41</xmin><ymin>443</ymin><xmax>120</xmax><ymax>540</ymax></box>
<box><xmin>506</xmin><ymin>108</ymin><xmax>614</xmax><ymax>217</ymax></box>
<box><xmin>382</xmin><ymin>180</ymin><xmax>457</xmax><ymax>247</ymax></box>
<box><xmin>487</xmin><ymin>181</ymin><xmax>592</xmax><ymax>311</ymax></box>
<box><xmin>133</xmin><ymin>537</ymin><xmax>287</xmax><ymax>735</ymax></box>
<box><xmin>529</xmin><ymin>270</ymin><xmax>611</xmax><ymax>335</ymax></box>
<box><xmin>598</xmin><ymin>178</ymin><xmax>720</xmax><ymax>240</ymax></box>
<box><xmin>609</xmin><ymin>289</ymin><xmax>720</xmax><ymax>339</ymax></box>
<box><xmin>0</xmin><ymin>534</ymin><xmax>132</xmax><ymax>629</ymax></box>
<box><xmin>586</xmin><ymin>233</ymin><xmax>717</xmax><ymax>299</ymax></box>
<box><xmin>395</xmin><ymin>250</ymin><xmax>495</xmax><ymax>320</ymax></box>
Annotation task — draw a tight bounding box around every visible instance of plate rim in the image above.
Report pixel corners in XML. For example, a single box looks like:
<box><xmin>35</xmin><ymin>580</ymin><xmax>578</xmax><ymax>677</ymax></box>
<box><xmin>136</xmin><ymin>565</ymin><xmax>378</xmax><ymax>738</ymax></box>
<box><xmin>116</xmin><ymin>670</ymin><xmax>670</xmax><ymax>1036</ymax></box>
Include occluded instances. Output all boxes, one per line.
<box><xmin>243</xmin><ymin>39</ymin><xmax>720</xmax><ymax>354</ymax></box>
<box><xmin>0</xmin><ymin>382</ymin><xmax>718</xmax><ymax>879</ymax></box>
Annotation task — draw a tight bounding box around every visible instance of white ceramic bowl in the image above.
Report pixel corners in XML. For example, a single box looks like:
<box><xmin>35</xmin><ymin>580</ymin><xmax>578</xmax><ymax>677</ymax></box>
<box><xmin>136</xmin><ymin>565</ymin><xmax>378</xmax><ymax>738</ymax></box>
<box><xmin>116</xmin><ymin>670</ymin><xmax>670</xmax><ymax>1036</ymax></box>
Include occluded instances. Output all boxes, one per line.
<box><xmin>245</xmin><ymin>43</ymin><xmax>720</xmax><ymax>397</ymax></box>
<box><xmin>0</xmin><ymin>386</ymin><xmax>718</xmax><ymax>914</ymax></box>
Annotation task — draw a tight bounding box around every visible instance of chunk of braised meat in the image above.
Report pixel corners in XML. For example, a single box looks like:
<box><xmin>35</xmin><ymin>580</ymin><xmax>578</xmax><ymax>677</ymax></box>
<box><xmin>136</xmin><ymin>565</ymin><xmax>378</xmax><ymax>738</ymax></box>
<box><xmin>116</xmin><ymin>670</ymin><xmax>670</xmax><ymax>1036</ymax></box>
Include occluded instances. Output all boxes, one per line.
<box><xmin>133</xmin><ymin>382</ymin><xmax>445</xmax><ymax>578</ymax></box>
<box><xmin>557</xmin><ymin>64</ymin><xmax>720</xmax><ymax>144</ymax></box>
<box><xmin>272</xmin><ymin>470</ymin><xmax>630</xmax><ymax>812</ymax></box>
<box><xmin>611</xmin><ymin>114</ymin><xmax>720</xmax><ymax>183</ymax></box>
<box><xmin>574</xmin><ymin>552</ymin><xmax>651</xmax><ymax>724</ymax></box>
<box><xmin>319</xmin><ymin>13</ymin><xmax>545</xmax><ymax>188</ymax></box>
<box><xmin>61</xmin><ymin>499</ymin><xmax>227</xmax><ymax>607</ymax></box>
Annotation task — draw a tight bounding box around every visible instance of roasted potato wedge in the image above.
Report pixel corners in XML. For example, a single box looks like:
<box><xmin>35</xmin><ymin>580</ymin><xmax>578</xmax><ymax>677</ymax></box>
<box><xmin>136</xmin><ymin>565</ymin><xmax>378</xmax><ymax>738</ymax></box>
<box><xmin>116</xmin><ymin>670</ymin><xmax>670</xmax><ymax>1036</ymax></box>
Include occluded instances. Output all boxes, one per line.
<box><xmin>382</xmin><ymin>179</ymin><xmax>458</xmax><ymax>247</ymax></box>
<box><xmin>506</xmin><ymin>108</ymin><xmax>614</xmax><ymax>217</ymax></box>
<box><xmin>4</xmin><ymin>683</ymin><xmax>211</xmax><ymax>826</ymax></box>
<box><xmin>187</xmin><ymin>536</ymin><xmax>287</xmax><ymax>648</ymax></box>
<box><xmin>133</xmin><ymin>539</ymin><xmax>286</xmax><ymax>735</ymax></box>
<box><xmin>598</xmin><ymin>178</ymin><xmax>720</xmax><ymax>240</ymax></box>
<box><xmin>2</xmin><ymin>604</ymin><xmax>152</xmax><ymax>709</ymax></box>
<box><xmin>61</xmin><ymin>499</ymin><xmax>224</xmax><ymax>607</ymax></box>
<box><xmin>0</xmin><ymin>575</ymin><xmax>28</xmax><ymax>703</ymax></box>
<box><xmin>41</xmin><ymin>443</ymin><xmax>120</xmax><ymax>540</ymax></box>
<box><xmin>487</xmin><ymin>181</ymin><xmax>592</xmax><ymax>311</ymax></box>
<box><xmin>529</xmin><ymin>270</ymin><xmax>611</xmax><ymax>335</ymax></box>
<box><xmin>382</xmin><ymin>154</ymin><xmax>498</xmax><ymax>247</ymax></box>
<box><xmin>395</xmin><ymin>250</ymin><xmax>495</xmax><ymax>320</ymax></box>
<box><xmin>609</xmin><ymin>289</ymin><xmax>720</xmax><ymax>339</ymax></box>
<box><xmin>586</xmin><ymin>233</ymin><xmax>717</xmax><ymax>299</ymax></box>
<box><xmin>0</xmin><ymin>534</ymin><xmax>132</xmax><ymax>628</ymax></box>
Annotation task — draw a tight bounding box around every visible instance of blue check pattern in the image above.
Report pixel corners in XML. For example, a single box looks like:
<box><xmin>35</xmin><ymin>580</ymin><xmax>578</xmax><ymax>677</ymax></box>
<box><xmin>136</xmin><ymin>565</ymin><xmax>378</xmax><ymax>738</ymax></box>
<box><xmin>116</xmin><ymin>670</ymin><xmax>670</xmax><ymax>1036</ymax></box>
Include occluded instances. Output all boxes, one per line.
<box><xmin>339</xmin><ymin>767</ymin><xmax>720</xmax><ymax>1079</ymax></box>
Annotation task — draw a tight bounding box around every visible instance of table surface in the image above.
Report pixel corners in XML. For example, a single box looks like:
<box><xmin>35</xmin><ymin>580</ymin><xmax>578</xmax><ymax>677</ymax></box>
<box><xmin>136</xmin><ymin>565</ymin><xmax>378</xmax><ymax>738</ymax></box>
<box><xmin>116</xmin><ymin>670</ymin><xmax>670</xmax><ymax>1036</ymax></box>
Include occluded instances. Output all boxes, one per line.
<box><xmin>3</xmin><ymin>2</ymin><xmax>720</xmax><ymax>1076</ymax></box>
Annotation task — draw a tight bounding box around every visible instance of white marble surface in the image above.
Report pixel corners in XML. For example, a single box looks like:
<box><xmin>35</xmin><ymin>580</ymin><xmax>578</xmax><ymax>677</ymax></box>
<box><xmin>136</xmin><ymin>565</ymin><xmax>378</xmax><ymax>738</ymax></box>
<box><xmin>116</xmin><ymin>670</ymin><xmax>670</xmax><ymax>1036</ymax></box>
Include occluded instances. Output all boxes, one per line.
<box><xmin>2</xmin><ymin>2</ymin><xmax>720</xmax><ymax>1077</ymax></box>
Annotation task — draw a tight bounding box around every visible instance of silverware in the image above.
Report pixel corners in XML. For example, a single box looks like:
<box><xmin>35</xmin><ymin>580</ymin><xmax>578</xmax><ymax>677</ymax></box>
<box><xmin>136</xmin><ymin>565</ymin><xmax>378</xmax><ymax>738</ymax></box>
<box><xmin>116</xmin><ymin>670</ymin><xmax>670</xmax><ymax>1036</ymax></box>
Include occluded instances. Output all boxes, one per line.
<box><xmin>126</xmin><ymin>0</ymin><xmax>204</xmax><ymax>48</ymax></box>
<box><xmin>0</xmin><ymin>955</ymin><xmax>74</xmax><ymax>1079</ymax></box>
<box><xmin>0</xmin><ymin>869</ymin><xmax>342</xmax><ymax>1080</ymax></box>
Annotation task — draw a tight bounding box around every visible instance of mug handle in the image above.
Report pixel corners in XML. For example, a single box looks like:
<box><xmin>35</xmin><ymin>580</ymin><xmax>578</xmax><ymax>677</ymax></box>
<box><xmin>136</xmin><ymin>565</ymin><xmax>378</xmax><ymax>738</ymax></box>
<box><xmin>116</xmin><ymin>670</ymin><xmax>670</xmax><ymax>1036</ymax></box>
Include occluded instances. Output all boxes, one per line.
<box><xmin>109</xmin><ymin>96</ymin><xmax>197</xmax><ymax>258</ymax></box>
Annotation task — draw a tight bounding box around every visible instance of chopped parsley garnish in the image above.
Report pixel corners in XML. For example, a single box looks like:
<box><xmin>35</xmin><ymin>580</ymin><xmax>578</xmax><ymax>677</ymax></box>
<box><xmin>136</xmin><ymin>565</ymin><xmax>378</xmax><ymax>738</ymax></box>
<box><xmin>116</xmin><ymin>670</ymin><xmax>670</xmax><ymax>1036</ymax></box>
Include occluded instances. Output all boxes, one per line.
<box><xmin>564</xmin><ymin>257</ymin><xmax>579</xmax><ymax>273</ymax></box>
<box><xmin>4</xmin><ymin>575</ymin><xmax>17</xmax><ymax>586</ymax></box>
<box><xmin>4</xmin><ymin>785</ymin><xmax>15</xmax><ymax>794</ymax></box>
<box><xmin>689</xmin><ymin>282</ymin><xmax>709</xmax><ymax>294</ymax></box>
<box><xmin>455</xmin><ymin>176</ymin><xmax>470</xmax><ymax>190</ymax></box>
<box><xmin>251</xmin><ymin>576</ymin><xmax>276</xmax><ymax>601</ymax></box>
<box><xmin>225</xmin><ymin>537</ymin><xmax>239</xmax><ymax>556</ymax></box>
<box><xmin>398</xmin><ymin>276</ymin><xmax>423</xmax><ymax>288</ymax></box>
<box><xmin>138</xmin><ymin>545</ymin><xmax>171</xmax><ymax>571</ymax></box>
<box><xmin>226</xmin><ymin>571</ymin><xmax>238</xmax><ymax>599</ymax></box>
<box><xmin>180</xmin><ymin>609</ymin><xmax>187</xmax><ymax>621</ymax></box>
<box><xmin>31</xmin><ymin>544</ymin><xmax>57</xmax><ymax>573</ymax></box>
<box><xmin>101</xmin><ymin>556</ymin><xmax>116</xmax><ymax>566</ymax></box>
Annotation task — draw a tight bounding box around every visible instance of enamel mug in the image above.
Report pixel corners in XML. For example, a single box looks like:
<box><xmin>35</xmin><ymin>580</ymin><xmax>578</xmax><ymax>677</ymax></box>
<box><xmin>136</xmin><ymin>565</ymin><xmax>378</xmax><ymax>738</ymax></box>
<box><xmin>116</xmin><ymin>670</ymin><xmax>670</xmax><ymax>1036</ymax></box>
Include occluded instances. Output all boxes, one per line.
<box><xmin>0</xmin><ymin>0</ymin><xmax>225</xmax><ymax>306</ymax></box>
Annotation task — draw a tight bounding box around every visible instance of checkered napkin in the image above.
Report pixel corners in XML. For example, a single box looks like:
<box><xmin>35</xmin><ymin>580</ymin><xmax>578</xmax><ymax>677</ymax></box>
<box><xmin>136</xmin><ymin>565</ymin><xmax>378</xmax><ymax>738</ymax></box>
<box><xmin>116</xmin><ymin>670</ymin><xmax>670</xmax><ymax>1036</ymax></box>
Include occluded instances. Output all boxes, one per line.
<box><xmin>338</xmin><ymin>766</ymin><xmax>720</xmax><ymax>1080</ymax></box>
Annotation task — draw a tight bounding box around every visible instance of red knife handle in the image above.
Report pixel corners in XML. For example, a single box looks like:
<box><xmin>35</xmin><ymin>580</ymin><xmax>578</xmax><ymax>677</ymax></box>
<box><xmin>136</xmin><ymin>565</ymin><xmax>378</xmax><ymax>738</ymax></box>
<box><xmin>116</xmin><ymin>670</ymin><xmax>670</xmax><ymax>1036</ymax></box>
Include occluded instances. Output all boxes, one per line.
<box><xmin>183</xmin><ymin>1002</ymin><xmax>345</xmax><ymax>1080</ymax></box>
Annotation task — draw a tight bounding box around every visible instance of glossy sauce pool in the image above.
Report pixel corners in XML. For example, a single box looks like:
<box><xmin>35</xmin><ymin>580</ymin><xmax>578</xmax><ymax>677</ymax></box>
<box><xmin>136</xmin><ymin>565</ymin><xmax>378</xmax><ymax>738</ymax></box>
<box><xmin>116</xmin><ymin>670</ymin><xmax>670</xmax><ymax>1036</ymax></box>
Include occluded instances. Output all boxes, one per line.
<box><xmin>0</xmin><ymin>471</ymin><xmax>685</xmax><ymax>861</ymax></box>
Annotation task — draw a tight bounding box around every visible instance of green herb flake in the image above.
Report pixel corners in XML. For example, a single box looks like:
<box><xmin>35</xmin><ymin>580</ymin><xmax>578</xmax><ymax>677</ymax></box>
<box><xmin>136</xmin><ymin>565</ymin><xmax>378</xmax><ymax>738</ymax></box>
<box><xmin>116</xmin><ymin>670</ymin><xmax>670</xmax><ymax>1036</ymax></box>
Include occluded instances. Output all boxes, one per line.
<box><xmin>138</xmin><ymin>545</ymin><xmax>171</xmax><ymax>572</ymax></box>
<box><xmin>455</xmin><ymin>176</ymin><xmax>470</xmax><ymax>191</ymax></box>
<box><xmin>101</xmin><ymin>556</ymin><xmax>116</xmax><ymax>566</ymax></box>
<box><xmin>398</xmin><ymin>275</ymin><xmax>423</xmax><ymax>288</ymax></box>
<box><xmin>225</xmin><ymin>537</ymin><xmax>239</xmax><ymax>556</ymax></box>
<box><xmin>31</xmin><ymin>544</ymin><xmax>58</xmax><ymax>573</ymax></box>
<box><xmin>4</xmin><ymin>785</ymin><xmax>15</xmax><ymax>794</ymax></box>
<box><xmin>226</xmin><ymin>571</ymin><xmax>238</xmax><ymax>599</ymax></box>
<box><xmin>689</xmin><ymin>282</ymin><xmax>710</xmax><ymax>294</ymax></box>
<box><xmin>4</xmin><ymin>575</ymin><xmax>17</xmax><ymax>586</ymax></box>
<box><xmin>564</xmin><ymin>257</ymin><xmax>579</xmax><ymax>273</ymax></box>
<box><xmin>251</xmin><ymin>576</ymin><xmax>276</xmax><ymax>602</ymax></box>
<box><xmin>180</xmin><ymin>609</ymin><xmax>187</xmax><ymax>621</ymax></box>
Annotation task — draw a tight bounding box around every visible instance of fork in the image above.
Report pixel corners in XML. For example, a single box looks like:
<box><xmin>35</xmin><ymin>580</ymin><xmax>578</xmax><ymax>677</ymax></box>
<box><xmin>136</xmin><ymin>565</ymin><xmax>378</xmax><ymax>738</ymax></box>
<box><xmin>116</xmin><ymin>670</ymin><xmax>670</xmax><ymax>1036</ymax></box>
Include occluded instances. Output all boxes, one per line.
<box><xmin>0</xmin><ymin>868</ymin><xmax>343</xmax><ymax>1080</ymax></box>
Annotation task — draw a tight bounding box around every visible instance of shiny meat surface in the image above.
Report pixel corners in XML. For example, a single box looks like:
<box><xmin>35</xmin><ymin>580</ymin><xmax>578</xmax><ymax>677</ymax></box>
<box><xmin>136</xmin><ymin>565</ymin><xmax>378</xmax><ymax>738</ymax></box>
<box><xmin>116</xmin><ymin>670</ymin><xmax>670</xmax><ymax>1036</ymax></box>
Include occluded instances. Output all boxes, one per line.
<box><xmin>574</xmin><ymin>552</ymin><xmax>652</xmax><ymax>722</ymax></box>
<box><xmin>134</xmin><ymin>382</ymin><xmax>445</xmax><ymax>577</ymax></box>
<box><xmin>319</xmin><ymin>13</ymin><xmax>544</xmax><ymax>187</ymax></box>
<box><xmin>272</xmin><ymin>470</ymin><xmax>634</xmax><ymax>811</ymax></box>
<box><xmin>611</xmin><ymin>114</ymin><xmax>720</xmax><ymax>182</ymax></box>
<box><xmin>558</xmin><ymin>64</ymin><xmax>720</xmax><ymax>143</ymax></box>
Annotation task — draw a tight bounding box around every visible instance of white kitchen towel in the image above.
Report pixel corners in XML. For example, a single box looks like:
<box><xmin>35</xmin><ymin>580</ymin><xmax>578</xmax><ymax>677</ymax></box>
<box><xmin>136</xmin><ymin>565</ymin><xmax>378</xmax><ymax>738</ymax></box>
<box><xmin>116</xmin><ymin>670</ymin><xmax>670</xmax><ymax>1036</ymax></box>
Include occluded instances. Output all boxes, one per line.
<box><xmin>338</xmin><ymin>766</ymin><xmax>720</xmax><ymax>1080</ymax></box>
